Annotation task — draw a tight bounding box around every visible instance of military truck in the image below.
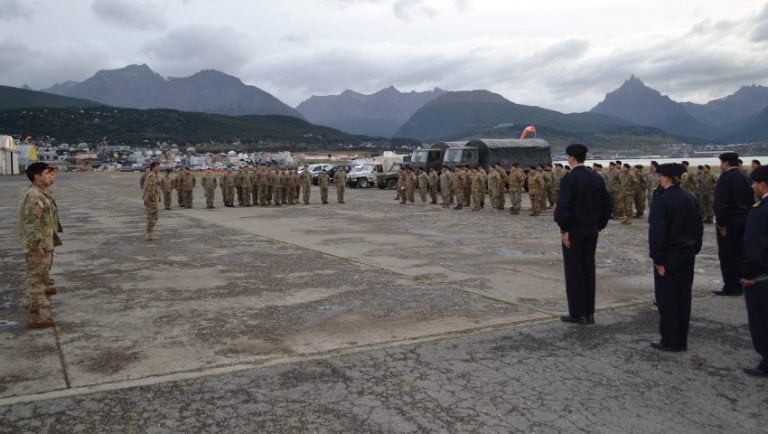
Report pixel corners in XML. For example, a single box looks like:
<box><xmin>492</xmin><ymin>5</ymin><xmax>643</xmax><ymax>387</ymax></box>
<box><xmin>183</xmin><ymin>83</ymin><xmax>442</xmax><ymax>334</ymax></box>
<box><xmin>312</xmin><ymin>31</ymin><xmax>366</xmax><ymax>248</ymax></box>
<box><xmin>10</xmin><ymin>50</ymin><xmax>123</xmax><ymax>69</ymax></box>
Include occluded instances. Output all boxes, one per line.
<box><xmin>409</xmin><ymin>142</ymin><xmax>450</xmax><ymax>172</ymax></box>
<box><xmin>442</xmin><ymin>138</ymin><xmax>552</xmax><ymax>170</ymax></box>
<box><xmin>376</xmin><ymin>162</ymin><xmax>401</xmax><ymax>189</ymax></box>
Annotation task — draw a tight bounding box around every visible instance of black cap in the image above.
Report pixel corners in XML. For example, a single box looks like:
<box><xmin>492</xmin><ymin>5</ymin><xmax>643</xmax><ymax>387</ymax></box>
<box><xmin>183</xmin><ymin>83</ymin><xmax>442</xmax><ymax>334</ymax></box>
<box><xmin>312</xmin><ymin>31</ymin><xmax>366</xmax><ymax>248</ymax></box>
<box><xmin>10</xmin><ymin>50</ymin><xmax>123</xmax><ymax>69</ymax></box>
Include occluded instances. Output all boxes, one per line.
<box><xmin>565</xmin><ymin>143</ymin><xmax>588</xmax><ymax>157</ymax></box>
<box><xmin>657</xmin><ymin>163</ymin><xmax>686</xmax><ymax>177</ymax></box>
<box><xmin>719</xmin><ymin>152</ymin><xmax>739</xmax><ymax>162</ymax></box>
<box><xmin>750</xmin><ymin>166</ymin><xmax>768</xmax><ymax>183</ymax></box>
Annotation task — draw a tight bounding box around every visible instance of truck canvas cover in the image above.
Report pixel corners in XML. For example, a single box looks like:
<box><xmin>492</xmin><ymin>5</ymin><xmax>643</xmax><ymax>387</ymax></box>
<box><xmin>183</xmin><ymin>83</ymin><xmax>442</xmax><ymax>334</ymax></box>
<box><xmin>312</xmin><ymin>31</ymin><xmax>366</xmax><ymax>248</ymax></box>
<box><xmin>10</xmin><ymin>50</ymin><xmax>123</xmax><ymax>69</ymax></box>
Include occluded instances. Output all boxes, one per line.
<box><xmin>467</xmin><ymin>138</ymin><xmax>552</xmax><ymax>168</ymax></box>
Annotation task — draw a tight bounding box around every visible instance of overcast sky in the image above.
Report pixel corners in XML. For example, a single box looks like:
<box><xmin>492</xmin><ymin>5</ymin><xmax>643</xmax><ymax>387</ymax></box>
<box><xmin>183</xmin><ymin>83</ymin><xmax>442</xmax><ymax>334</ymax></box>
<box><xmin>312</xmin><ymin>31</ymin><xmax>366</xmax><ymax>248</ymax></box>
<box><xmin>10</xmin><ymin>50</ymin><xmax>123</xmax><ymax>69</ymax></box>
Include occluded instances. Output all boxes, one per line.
<box><xmin>1</xmin><ymin>0</ymin><xmax>767</xmax><ymax>112</ymax></box>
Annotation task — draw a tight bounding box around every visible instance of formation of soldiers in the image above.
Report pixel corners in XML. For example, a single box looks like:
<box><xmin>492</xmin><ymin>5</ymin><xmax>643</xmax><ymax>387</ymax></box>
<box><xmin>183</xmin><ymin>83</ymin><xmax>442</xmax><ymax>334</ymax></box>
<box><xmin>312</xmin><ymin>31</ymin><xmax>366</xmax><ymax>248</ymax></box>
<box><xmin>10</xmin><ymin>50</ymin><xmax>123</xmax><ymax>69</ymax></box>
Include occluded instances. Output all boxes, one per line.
<box><xmin>395</xmin><ymin>163</ymin><xmax>566</xmax><ymax>215</ymax></box>
<box><xmin>144</xmin><ymin>165</ymin><xmax>349</xmax><ymax>213</ymax></box>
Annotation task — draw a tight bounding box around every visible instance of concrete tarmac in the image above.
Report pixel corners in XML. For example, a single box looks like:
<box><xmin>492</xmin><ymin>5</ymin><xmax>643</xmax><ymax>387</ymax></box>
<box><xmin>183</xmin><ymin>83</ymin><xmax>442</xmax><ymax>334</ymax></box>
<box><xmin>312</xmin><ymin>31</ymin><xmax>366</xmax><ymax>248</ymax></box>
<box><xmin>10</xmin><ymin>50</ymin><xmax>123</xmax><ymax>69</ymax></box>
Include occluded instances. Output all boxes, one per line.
<box><xmin>0</xmin><ymin>173</ymin><xmax>764</xmax><ymax>432</ymax></box>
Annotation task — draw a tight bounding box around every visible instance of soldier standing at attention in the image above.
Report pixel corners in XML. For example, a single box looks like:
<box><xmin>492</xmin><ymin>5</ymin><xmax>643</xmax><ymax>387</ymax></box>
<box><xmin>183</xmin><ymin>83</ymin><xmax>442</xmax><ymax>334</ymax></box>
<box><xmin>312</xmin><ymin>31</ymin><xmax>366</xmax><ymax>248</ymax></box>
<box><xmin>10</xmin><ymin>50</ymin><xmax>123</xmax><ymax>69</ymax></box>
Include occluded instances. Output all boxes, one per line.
<box><xmin>463</xmin><ymin>167</ymin><xmax>472</xmax><ymax>208</ymax></box>
<box><xmin>713</xmin><ymin>152</ymin><xmax>753</xmax><ymax>296</ymax></box>
<box><xmin>508</xmin><ymin>163</ymin><xmax>525</xmax><ymax>215</ymax></box>
<box><xmin>273</xmin><ymin>169</ymin><xmax>283</xmax><ymax>206</ymax></box>
<box><xmin>554</xmin><ymin>144</ymin><xmax>612</xmax><ymax>325</ymax></box>
<box><xmin>300</xmin><ymin>166</ymin><xmax>312</xmax><ymax>204</ymax></box>
<box><xmin>619</xmin><ymin>163</ymin><xmax>636</xmax><ymax>224</ymax></box>
<box><xmin>201</xmin><ymin>168</ymin><xmax>218</xmax><ymax>209</ymax></box>
<box><xmin>143</xmin><ymin>161</ymin><xmax>161</xmax><ymax>241</ymax></box>
<box><xmin>220</xmin><ymin>166</ymin><xmax>236</xmax><ymax>207</ymax></box>
<box><xmin>179</xmin><ymin>166</ymin><xmax>196</xmax><ymax>208</ymax></box>
<box><xmin>250</xmin><ymin>167</ymin><xmax>259</xmax><ymax>206</ymax></box>
<box><xmin>19</xmin><ymin>162</ymin><xmax>58</xmax><ymax>328</ymax></box>
<box><xmin>487</xmin><ymin>167</ymin><xmax>500</xmax><ymax>210</ymax></box>
<box><xmin>633</xmin><ymin>164</ymin><xmax>648</xmax><ymax>218</ymax></box>
<box><xmin>699</xmin><ymin>164</ymin><xmax>716</xmax><ymax>223</ymax></box>
<box><xmin>395</xmin><ymin>166</ymin><xmax>405</xmax><ymax>201</ymax></box>
<box><xmin>235</xmin><ymin>167</ymin><xmax>244</xmax><ymax>206</ymax></box>
<box><xmin>257</xmin><ymin>165</ymin><xmax>269</xmax><ymax>206</ymax></box>
<box><xmin>739</xmin><ymin>166</ymin><xmax>768</xmax><ymax>377</ymax></box>
<box><xmin>440</xmin><ymin>167</ymin><xmax>452</xmax><ymax>208</ymax></box>
<box><xmin>428</xmin><ymin>168</ymin><xmax>439</xmax><ymax>204</ymax></box>
<box><xmin>528</xmin><ymin>165</ymin><xmax>544</xmax><ymax>216</ymax></box>
<box><xmin>293</xmin><ymin>168</ymin><xmax>301</xmax><ymax>202</ymax></box>
<box><xmin>174</xmin><ymin>169</ymin><xmax>183</xmax><ymax>208</ymax></box>
<box><xmin>334</xmin><ymin>166</ymin><xmax>347</xmax><ymax>204</ymax></box>
<box><xmin>648</xmin><ymin>163</ymin><xmax>703</xmax><ymax>352</ymax></box>
<box><xmin>318</xmin><ymin>169</ymin><xmax>330</xmax><ymax>204</ymax></box>
<box><xmin>452</xmin><ymin>167</ymin><xmax>463</xmax><ymax>209</ymax></box>
<box><xmin>418</xmin><ymin>168</ymin><xmax>429</xmax><ymax>204</ymax></box>
<box><xmin>647</xmin><ymin>161</ymin><xmax>659</xmax><ymax>210</ymax></box>
<box><xmin>240</xmin><ymin>167</ymin><xmax>253</xmax><ymax>207</ymax></box>
<box><xmin>286</xmin><ymin>168</ymin><xmax>297</xmax><ymax>205</ymax></box>
<box><xmin>472</xmin><ymin>167</ymin><xmax>484</xmax><ymax>211</ymax></box>
<box><xmin>539</xmin><ymin>165</ymin><xmax>549</xmax><ymax>211</ymax></box>
<box><xmin>159</xmin><ymin>168</ymin><xmax>174</xmax><ymax>210</ymax></box>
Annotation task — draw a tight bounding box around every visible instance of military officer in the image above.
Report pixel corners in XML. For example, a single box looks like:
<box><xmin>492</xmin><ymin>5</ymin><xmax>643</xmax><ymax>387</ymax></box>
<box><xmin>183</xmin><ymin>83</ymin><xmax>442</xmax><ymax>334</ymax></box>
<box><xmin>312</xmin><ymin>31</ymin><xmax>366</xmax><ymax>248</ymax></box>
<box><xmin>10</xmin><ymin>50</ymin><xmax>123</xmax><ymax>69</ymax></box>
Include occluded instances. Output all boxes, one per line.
<box><xmin>143</xmin><ymin>161</ymin><xmax>161</xmax><ymax>240</ymax></box>
<box><xmin>619</xmin><ymin>163</ymin><xmax>636</xmax><ymax>224</ymax></box>
<box><xmin>178</xmin><ymin>166</ymin><xmax>196</xmax><ymax>208</ymax></box>
<box><xmin>428</xmin><ymin>167</ymin><xmax>439</xmax><ymax>204</ymax></box>
<box><xmin>740</xmin><ymin>165</ymin><xmax>768</xmax><ymax>377</ymax></box>
<box><xmin>440</xmin><ymin>167</ymin><xmax>452</xmax><ymax>208</ymax></box>
<box><xmin>633</xmin><ymin>164</ymin><xmax>648</xmax><ymax>218</ymax></box>
<box><xmin>220</xmin><ymin>166</ymin><xmax>237</xmax><ymax>207</ymax></box>
<box><xmin>201</xmin><ymin>167</ymin><xmax>218</xmax><ymax>209</ymax></box>
<box><xmin>334</xmin><ymin>166</ymin><xmax>347</xmax><ymax>203</ymax></box>
<box><xmin>528</xmin><ymin>165</ymin><xmax>545</xmax><ymax>216</ymax></box>
<box><xmin>273</xmin><ymin>168</ymin><xmax>283</xmax><ymax>206</ymax></box>
<box><xmin>508</xmin><ymin>163</ymin><xmax>525</xmax><ymax>215</ymax></box>
<box><xmin>714</xmin><ymin>152</ymin><xmax>753</xmax><ymax>296</ymax></box>
<box><xmin>159</xmin><ymin>168</ymin><xmax>175</xmax><ymax>210</ymax></box>
<box><xmin>19</xmin><ymin>162</ymin><xmax>59</xmax><ymax>328</ymax></box>
<box><xmin>648</xmin><ymin>163</ymin><xmax>703</xmax><ymax>351</ymax></box>
<box><xmin>554</xmin><ymin>144</ymin><xmax>612</xmax><ymax>325</ymax></box>
<box><xmin>300</xmin><ymin>166</ymin><xmax>312</xmax><ymax>204</ymax></box>
<box><xmin>452</xmin><ymin>166</ymin><xmax>464</xmax><ymax>209</ymax></box>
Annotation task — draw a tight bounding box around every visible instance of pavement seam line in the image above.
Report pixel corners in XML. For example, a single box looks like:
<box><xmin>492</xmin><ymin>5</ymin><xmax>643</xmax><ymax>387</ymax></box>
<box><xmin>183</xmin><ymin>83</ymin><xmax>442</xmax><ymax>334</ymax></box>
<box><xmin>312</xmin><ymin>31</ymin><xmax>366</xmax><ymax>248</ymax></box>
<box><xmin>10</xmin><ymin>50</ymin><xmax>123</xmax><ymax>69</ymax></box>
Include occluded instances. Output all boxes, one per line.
<box><xmin>53</xmin><ymin>323</ymin><xmax>72</xmax><ymax>389</ymax></box>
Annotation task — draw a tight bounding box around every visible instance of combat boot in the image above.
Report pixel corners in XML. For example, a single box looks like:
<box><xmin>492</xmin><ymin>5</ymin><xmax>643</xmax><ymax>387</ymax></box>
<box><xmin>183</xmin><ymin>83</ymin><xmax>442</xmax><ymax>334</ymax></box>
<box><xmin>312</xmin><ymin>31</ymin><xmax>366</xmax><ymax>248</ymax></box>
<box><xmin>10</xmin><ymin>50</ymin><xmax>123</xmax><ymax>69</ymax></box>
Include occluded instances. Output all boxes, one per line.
<box><xmin>28</xmin><ymin>311</ymin><xmax>54</xmax><ymax>329</ymax></box>
<box><xmin>47</xmin><ymin>278</ymin><xmax>55</xmax><ymax>285</ymax></box>
<box><xmin>45</xmin><ymin>287</ymin><xmax>57</xmax><ymax>296</ymax></box>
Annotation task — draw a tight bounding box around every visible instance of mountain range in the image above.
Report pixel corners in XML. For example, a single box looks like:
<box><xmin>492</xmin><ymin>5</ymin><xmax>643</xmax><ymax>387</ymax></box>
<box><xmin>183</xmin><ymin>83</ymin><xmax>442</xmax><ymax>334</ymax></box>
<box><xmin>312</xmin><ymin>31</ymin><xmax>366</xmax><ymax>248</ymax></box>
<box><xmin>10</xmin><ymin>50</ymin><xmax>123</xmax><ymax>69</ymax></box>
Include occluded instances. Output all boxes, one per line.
<box><xmin>5</xmin><ymin>64</ymin><xmax>768</xmax><ymax>146</ymax></box>
<box><xmin>44</xmin><ymin>64</ymin><xmax>302</xmax><ymax>118</ymax></box>
<box><xmin>296</xmin><ymin>86</ymin><xmax>446</xmax><ymax>137</ymax></box>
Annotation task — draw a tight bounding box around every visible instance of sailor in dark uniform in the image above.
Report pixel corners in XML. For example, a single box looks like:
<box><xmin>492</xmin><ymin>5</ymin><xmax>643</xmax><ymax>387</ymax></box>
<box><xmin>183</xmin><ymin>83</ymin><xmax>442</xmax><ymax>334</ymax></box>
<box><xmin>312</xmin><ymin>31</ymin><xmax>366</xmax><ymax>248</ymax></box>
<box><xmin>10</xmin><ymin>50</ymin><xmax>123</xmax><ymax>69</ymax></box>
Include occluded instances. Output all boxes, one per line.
<box><xmin>713</xmin><ymin>152</ymin><xmax>753</xmax><ymax>296</ymax></box>
<box><xmin>648</xmin><ymin>163</ymin><xmax>703</xmax><ymax>352</ymax></box>
<box><xmin>554</xmin><ymin>143</ymin><xmax>613</xmax><ymax>325</ymax></box>
<box><xmin>739</xmin><ymin>166</ymin><xmax>768</xmax><ymax>376</ymax></box>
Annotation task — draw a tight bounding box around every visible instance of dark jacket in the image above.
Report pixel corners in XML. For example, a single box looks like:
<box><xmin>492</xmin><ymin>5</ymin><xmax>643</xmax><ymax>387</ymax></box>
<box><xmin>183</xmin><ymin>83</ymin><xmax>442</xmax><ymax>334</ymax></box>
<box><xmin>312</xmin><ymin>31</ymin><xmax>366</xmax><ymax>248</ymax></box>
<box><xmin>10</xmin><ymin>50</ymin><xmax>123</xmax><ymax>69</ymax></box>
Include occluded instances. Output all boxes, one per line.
<box><xmin>714</xmin><ymin>167</ymin><xmax>752</xmax><ymax>226</ymax></box>
<box><xmin>742</xmin><ymin>196</ymin><xmax>768</xmax><ymax>279</ymax></box>
<box><xmin>554</xmin><ymin>165</ymin><xmax>612</xmax><ymax>233</ymax></box>
<box><xmin>648</xmin><ymin>185</ymin><xmax>703</xmax><ymax>268</ymax></box>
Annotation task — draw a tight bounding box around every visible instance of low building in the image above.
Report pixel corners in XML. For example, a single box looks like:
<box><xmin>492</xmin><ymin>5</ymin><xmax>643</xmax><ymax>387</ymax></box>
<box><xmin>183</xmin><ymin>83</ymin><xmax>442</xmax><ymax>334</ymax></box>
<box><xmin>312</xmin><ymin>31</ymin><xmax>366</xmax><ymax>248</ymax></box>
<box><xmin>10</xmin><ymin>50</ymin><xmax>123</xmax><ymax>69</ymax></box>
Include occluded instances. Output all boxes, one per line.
<box><xmin>17</xmin><ymin>143</ymin><xmax>39</xmax><ymax>170</ymax></box>
<box><xmin>0</xmin><ymin>135</ymin><xmax>20</xmax><ymax>175</ymax></box>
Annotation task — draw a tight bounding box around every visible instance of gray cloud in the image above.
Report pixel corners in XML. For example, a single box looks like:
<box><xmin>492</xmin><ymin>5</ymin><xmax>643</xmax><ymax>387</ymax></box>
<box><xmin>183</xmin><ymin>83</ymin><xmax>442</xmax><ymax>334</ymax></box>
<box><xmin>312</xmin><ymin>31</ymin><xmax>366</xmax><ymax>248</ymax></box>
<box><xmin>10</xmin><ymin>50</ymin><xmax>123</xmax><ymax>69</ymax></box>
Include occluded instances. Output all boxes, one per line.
<box><xmin>92</xmin><ymin>0</ymin><xmax>167</xmax><ymax>31</ymax></box>
<box><xmin>393</xmin><ymin>0</ymin><xmax>438</xmax><ymax>20</ymax></box>
<box><xmin>142</xmin><ymin>25</ymin><xmax>255</xmax><ymax>77</ymax></box>
<box><xmin>752</xmin><ymin>4</ymin><xmax>768</xmax><ymax>41</ymax></box>
<box><xmin>0</xmin><ymin>0</ymin><xmax>34</xmax><ymax>21</ymax></box>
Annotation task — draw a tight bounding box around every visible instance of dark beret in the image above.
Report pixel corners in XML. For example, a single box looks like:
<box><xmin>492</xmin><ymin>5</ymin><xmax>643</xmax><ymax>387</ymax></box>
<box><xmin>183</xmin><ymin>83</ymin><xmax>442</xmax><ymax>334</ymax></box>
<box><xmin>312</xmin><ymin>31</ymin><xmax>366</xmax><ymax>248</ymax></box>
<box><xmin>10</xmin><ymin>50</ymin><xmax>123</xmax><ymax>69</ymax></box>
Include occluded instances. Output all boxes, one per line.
<box><xmin>565</xmin><ymin>143</ymin><xmax>588</xmax><ymax>156</ymax></box>
<box><xmin>750</xmin><ymin>166</ymin><xmax>768</xmax><ymax>183</ymax></box>
<box><xmin>25</xmin><ymin>161</ymin><xmax>49</xmax><ymax>175</ymax></box>
<box><xmin>719</xmin><ymin>152</ymin><xmax>739</xmax><ymax>162</ymax></box>
<box><xmin>657</xmin><ymin>163</ymin><xmax>686</xmax><ymax>177</ymax></box>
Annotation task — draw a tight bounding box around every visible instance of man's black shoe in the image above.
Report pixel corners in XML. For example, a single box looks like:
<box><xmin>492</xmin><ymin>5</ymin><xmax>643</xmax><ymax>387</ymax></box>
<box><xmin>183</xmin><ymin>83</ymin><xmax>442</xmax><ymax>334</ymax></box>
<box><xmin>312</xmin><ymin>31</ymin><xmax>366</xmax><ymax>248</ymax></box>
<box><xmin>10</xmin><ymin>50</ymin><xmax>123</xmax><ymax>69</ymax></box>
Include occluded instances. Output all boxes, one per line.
<box><xmin>712</xmin><ymin>289</ymin><xmax>743</xmax><ymax>296</ymax></box>
<box><xmin>650</xmin><ymin>341</ymin><xmax>683</xmax><ymax>352</ymax></box>
<box><xmin>586</xmin><ymin>315</ymin><xmax>595</xmax><ymax>324</ymax></box>
<box><xmin>743</xmin><ymin>366</ymin><xmax>768</xmax><ymax>377</ymax></box>
<box><xmin>560</xmin><ymin>315</ymin><xmax>589</xmax><ymax>325</ymax></box>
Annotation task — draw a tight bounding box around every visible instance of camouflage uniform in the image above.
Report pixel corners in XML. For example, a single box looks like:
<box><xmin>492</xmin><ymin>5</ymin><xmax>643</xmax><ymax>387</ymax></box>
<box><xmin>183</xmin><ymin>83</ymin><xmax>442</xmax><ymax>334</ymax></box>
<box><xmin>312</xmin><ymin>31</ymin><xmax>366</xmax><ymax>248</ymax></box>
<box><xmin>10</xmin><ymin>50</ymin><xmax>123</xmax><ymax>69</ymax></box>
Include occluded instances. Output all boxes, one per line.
<box><xmin>395</xmin><ymin>169</ymin><xmax>405</xmax><ymax>201</ymax></box>
<box><xmin>682</xmin><ymin>169</ymin><xmax>700</xmax><ymax>198</ymax></box>
<box><xmin>428</xmin><ymin>169</ymin><xmax>439</xmax><ymax>204</ymax></box>
<box><xmin>143</xmin><ymin>170</ymin><xmax>160</xmax><ymax>238</ymax></box>
<box><xmin>201</xmin><ymin>171</ymin><xmax>218</xmax><ymax>208</ymax></box>
<box><xmin>619</xmin><ymin>168</ymin><xmax>637</xmax><ymax>224</ymax></box>
<box><xmin>551</xmin><ymin>167</ymin><xmax>564</xmax><ymax>208</ymax></box>
<box><xmin>273</xmin><ymin>170</ymin><xmax>283</xmax><ymax>206</ymax></box>
<box><xmin>488</xmin><ymin>169</ymin><xmax>500</xmax><ymax>210</ymax></box>
<box><xmin>300</xmin><ymin>169</ymin><xmax>312</xmax><ymax>204</ymax></box>
<box><xmin>418</xmin><ymin>170</ymin><xmax>429</xmax><ymax>204</ymax></box>
<box><xmin>463</xmin><ymin>169</ymin><xmax>472</xmax><ymax>208</ymax></box>
<box><xmin>495</xmin><ymin>166</ymin><xmax>507</xmax><ymax>210</ymax></box>
<box><xmin>440</xmin><ymin>168</ymin><xmax>452</xmax><ymax>207</ymax></box>
<box><xmin>240</xmin><ymin>168</ymin><xmax>253</xmax><ymax>207</ymax></box>
<box><xmin>402</xmin><ymin>170</ymin><xmax>416</xmax><ymax>204</ymax></box>
<box><xmin>178</xmin><ymin>170</ymin><xmax>196</xmax><ymax>208</ymax></box>
<box><xmin>19</xmin><ymin>185</ymin><xmax>57</xmax><ymax>311</ymax></box>
<box><xmin>633</xmin><ymin>168</ymin><xmax>648</xmax><ymax>217</ymax></box>
<box><xmin>159</xmin><ymin>172</ymin><xmax>175</xmax><ymax>210</ymax></box>
<box><xmin>220</xmin><ymin>169</ymin><xmax>237</xmax><ymax>207</ymax></box>
<box><xmin>318</xmin><ymin>171</ymin><xmax>330</xmax><ymax>204</ymax></box>
<box><xmin>646</xmin><ymin>170</ymin><xmax>659</xmax><ymax>210</ymax></box>
<box><xmin>528</xmin><ymin>170</ymin><xmax>545</xmax><ymax>216</ymax></box>
<box><xmin>508</xmin><ymin>167</ymin><xmax>526</xmax><ymax>215</ymax></box>
<box><xmin>451</xmin><ymin>168</ymin><xmax>463</xmax><ymax>209</ymax></box>
<box><xmin>174</xmin><ymin>173</ymin><xmax>183</xmax><ymax>207</ymax></box>
<box><xmin>541</xmin><ymin>168</ymin><xmax>551</xmax><ymax>210</ymax></box>
<box><xmin>334</xmin><ymin>168</ymin><xmax>347</xmax><ymax>203</ymax></box>
<box><xmin>250</xmin><ymin>169</ymin><xmax>259</xmax><ymax>205</ymax></box>
<box><xmin>699</xmin><ymin>170</ymin><xmax>716</xmax><ymax>223</ymax></box>
<box><xmin>286</xmin><ymin>170</ymin><xmax>297</xmax><ymax>205</ymax></box>
<box><xmin>607</xmin><ymin>166</ymin><xmax>621</xmax><ymax>218</ymax></box>
<box><xmin>235</xmin><ymin>169</ymin><xmax>244</xmax><ymax>206</ymax></box>
<box><xmin>472</xmin><ymin>169</ymin><xmax>485</xmax><ymax>211</ymax></box>
<box><xmin>257</xmin><ymin>167</ymin><xmax>269</xmax><ymax>206</ymax></box>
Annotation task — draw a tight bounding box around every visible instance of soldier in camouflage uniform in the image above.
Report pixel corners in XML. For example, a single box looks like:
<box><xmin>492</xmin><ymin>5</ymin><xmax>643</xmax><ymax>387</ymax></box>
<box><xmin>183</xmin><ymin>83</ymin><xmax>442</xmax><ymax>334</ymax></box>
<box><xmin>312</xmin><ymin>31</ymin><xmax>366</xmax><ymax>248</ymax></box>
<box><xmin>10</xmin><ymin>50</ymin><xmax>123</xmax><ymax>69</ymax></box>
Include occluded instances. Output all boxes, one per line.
<box><xmin>607</xmin><ymin>162</ymin><xmax>622</xmax><ymax>219</ymax></box>
<box><xmin>619</xmin><ymin>163</ymin><xmax>637</xmax><ymax>224</ymax></box>
<box><xmin>633</xmin><ymin>164</ymin><xmax>648</xmax><ymax>218</ymax></box>
<box><xmin>143</xmin><ymin>162</ymin><xmax>161</xmax><ymax>240</ymax></box>
<box><xmin>528</xmin><ymin>165</ymin><xmax>545</xmax><ymax>216</ymax></box>
<box><xmin>545</xmin><ymin>165</ymin><xmax>556</xmax><ymax>208</ymax></box>
<box><xmin>401</xmin><ymin>166</ymin><xmax>414</xmax><ymax>205</ymax></box>
<box><xmin>318</xmin><ymin>169</ymin><xmax>330</xmax><ymax>204</ymax></box>
<box><xmin>508</xmin><ymin>163</ymin><xmax>525</xmax><ymax>215</ymax></box>
<box><xmin>395</xmin><ymin>166</ymin><xmax>405</xmax><ymax>201</ymax></box>
<box><xmin>699</xmin><ymin>164</ymin><xmax>716</xmax><ymax>223</ymax></box>
<box><xmin>174</xmin><ymin>170</ymin><xmax>183</xmax><ymax>208</ymax></box>
<box><xmin>452</xmin><ymin>167</ymin><xmax>464</xmax><ymax>209</ymax></box>
<box><xmin>250</xmin><ymin>167</ymin><xmax>259</xmax><ymax>206</ymax></box>
<box><xmin>551</xmin><ymin>164</ymin><xmax>564</xmax><ymax>208</ymax></box>
<box><xmin>428</xmin><ymin>168</ymin><xmax>439</xmax><ymax>204</ymax></box>
<box><xmin>418</xmin><ymin>168</ymin><xmax>429</xmax><ymax>204</ymax></box>
<box><xmin>235</xmin><ymin>168</ymin><xmax>244</xmax><ymax>207</ymax></box>
<box><xmin>159</xmin><ymin>169</ymin><xmax>175</xmax><ymax>210</ymax></box>
<box><xmin>286</xmin><ymin>168</ymin><xmax>297</xmax><ymax>205</ymax></box>
<box><xmin>462</xmin><ymin>167</ymin><xmax>472</xmax><ymax>208</ymax></box>
<box><xmin>241</xmin><ymin>167</ymin><xmax>253</xmax><ymax>207</ymax></box>
<box><xmin>681</xmin><ymin>161</ymin><xmax>700</xmax><ymax>198</ymax></box>
<box><xmin>487</xmin><ymin>167</ymin><xmax>500</xmax><ymax>210</ymax></box>
<box><xmin>19</xmin><ymin>162</ymin><xmax>59</xmax><ymax>328</ymax></box>
<box><xmin>471</xmin><ymin>167</ymin><xmax>484</xmax><ymax>211</ymax></box>
<box><xmin>201</xmin><ymin>168</ymin><xmax>218</xmax><ymax>209</ymax></box>
<box><xmin>334</xmin><ymin>166</ymin><xmax>347</xmax><ymax>204</ymax></box>
<box><xmin>496</xmin><ymin>164</ymin><xmax>508</xmax><ymax>210</ymax></box>
<box><xmin>178</xmin><ymin>166</ymin><xmax>196</xmax><ymax>208</ymax></box>
<box><xmin>220</xmin><ymin>166</ymin><xmax>236</xmax><ymax>207</ymax></box>
<box><xmin>440</xmin><ymin>167</ymin><xmax>452</xmax><ymax>208</ymax></box>
<box><xmin>300</xmin><ymin>166</ymin><xmax>312</xmax><ymax>204</ymax></box>
<box><xmin>273</xmin><ymin>169</ymin><xmax>283</xmax><ymax>206</ymax></box>
<box><xmin>647</xmin><ymin>161</ymin><xmax>659</xmax><ymax>211</ymax></box>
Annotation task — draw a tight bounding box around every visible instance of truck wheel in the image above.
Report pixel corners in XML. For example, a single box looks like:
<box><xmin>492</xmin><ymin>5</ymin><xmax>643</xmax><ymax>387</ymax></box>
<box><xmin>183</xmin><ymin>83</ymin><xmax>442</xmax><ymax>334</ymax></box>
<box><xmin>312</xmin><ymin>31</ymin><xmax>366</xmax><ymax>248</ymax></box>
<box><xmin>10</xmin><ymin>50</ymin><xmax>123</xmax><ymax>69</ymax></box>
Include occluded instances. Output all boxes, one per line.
<box><xmin>358</xmin><ymin>178</ymin><xmax>369</xmax><ymax>188</ymax></box>
<box><xmin>387</xmin><ymin>179</ymin><xmax>396</xmax><ymax>190</ymax></box>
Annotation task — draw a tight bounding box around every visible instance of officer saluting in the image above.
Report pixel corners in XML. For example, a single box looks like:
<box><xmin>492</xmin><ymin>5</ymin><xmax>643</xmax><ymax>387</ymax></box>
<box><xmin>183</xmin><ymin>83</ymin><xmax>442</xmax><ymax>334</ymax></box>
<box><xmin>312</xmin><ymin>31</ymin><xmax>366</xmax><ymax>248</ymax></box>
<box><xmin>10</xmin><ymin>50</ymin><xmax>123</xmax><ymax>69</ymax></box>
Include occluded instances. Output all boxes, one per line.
<box><xmin>554</xmin><ymin>143</ymin><xmax>613</xmax><ymax>325</ymax></box>
<box><xmin>648</xmin><ymin>163</ymin><xmax>703</xmax><ymax>352</ymax></box>
<box><xmin>713</xmin><ymin>152</ymin><xmax>753</xmax><ymax>296</ymax></box>
<box><xmin>739</xmin><ymin>166</ymin><xmax>768</xmax><ymax>377</ymax></box>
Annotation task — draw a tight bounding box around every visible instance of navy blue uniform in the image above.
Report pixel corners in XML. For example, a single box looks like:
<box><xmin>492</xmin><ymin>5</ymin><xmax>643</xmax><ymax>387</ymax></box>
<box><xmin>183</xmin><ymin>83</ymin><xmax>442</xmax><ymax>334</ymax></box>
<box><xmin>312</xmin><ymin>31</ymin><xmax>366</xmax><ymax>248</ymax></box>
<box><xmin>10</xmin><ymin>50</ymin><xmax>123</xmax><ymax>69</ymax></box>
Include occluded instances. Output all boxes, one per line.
<box><xmin>714</xmin><ymin>167</ymin><xmax>753</xmax><ymax>293</ymax></box>
<box><xmin>648</xmin><ymin>185</ymin><xmax>703</xmax><ymax>350</ymax></box>
<box><xmin>741</xmin><ymin>195</ymin><xmax>768</xmax><ymax>372</ymax></box>
<box><xmin>554</xmin><ymin>165</ymin><xmax>613</xmax><ymax>319</ymax></box>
